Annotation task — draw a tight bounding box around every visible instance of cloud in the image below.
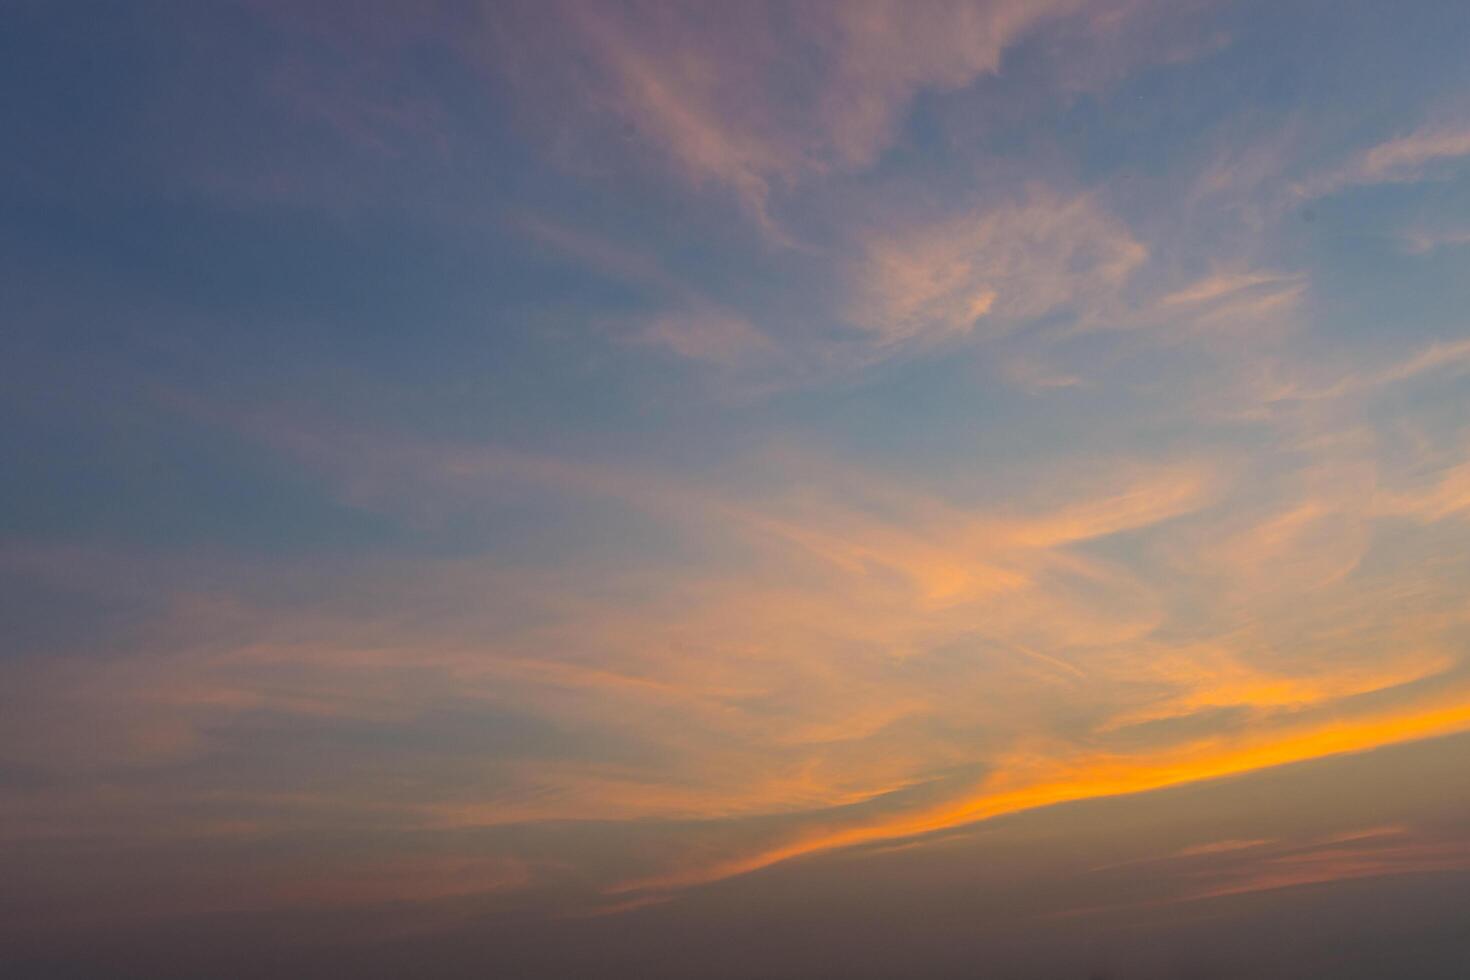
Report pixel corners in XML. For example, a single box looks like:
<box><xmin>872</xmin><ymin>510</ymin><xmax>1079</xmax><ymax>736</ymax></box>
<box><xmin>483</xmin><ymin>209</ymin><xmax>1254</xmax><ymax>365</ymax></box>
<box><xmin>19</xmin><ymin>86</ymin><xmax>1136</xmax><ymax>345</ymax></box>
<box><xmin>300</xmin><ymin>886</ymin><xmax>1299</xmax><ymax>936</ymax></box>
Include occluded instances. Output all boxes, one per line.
<box><xmin>612</xmin><ymin>680</ymin><xmax>1470</xmax><ymax>896</ymax></box>
<box><xmin>1371</xmin><ymin>337</ymin><xmax>1470</xmax><ymax>386</ymax></box>
<box><xmin>7</xmin><ymin>360</ymin><xmax>1470</xmax><ymax>924</ymax></box>
<box><xmin>848</xmin><ymin>189</ymin><xmax>1146</xmax><ymax>344</ymax></box>
<box><xmin>1300</xmin><ymin>123</ymin><xmax>1470</xmax><ymax>197</ymax></box>
<box><xmin>1100</xmin><ymin>645</ymin><xmax>1454</xmax><ymax>733</ymax></box>
<box><xmin>13</xmin><ymin>407</ymin><xmax>1469</xmax><ymax>899</ymax></box>
<box><xmin>1156</xmin><ymin>270</ymin><xmax>1301</xmax><ymax>309</ymax></box>
<box><xmin>1232</xmin><ymin>336</ymin><xmax>1470</xmax><ymax>408</ymax></box>
<box><xmin>491</xmin><ymin>0</ymin><xmax>1090</xmax><ymax>224</ymax></box>
<box><xmin>634</xmin><ymin>310</ymin><xmax>776</xmax><ymax>366</ymax></box>
<box><xmin>520</xmin><ymin>215</ymin><xmax>785</xmax><ymax>371</ymax></box>
<box><xmin>1400</xmin><ymin>226</ymin><xmax>1470</xmax><ymax>255</ymax></box>
<box><xmin>1376</xmin><ymin>459</ymin><xmax>1470</xmax><ymax>524</ymax></box>
<box><xmin>1182</xmin><ymin>825</ymin><xmax>1470</xmax><ymax>901</ymax></box>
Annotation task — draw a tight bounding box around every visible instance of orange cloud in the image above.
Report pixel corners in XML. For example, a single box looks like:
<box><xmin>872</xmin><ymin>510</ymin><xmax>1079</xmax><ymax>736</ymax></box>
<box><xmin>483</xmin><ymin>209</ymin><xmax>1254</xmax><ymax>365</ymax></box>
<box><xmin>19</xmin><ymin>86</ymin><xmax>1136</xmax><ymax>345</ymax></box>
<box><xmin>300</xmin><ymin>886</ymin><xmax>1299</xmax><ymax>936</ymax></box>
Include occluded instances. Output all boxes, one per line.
<box><xmin>8</xmin><ymin>390</ymin><xmax>1470</xmax><ymax>914</ymax></box>
<box><xmin>610</xmin><ymin>686</ymin><xmax>1470</xmax><ymax>896</ymax></box>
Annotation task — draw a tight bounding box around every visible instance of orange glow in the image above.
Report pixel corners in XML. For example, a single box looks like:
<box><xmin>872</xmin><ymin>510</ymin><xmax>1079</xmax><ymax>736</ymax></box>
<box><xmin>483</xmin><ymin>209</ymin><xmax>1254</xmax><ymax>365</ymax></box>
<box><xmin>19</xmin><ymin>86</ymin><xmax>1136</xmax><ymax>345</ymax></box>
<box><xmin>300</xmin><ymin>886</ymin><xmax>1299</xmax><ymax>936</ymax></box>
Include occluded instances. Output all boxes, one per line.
<box><xmin>611</xmin><ymin>691</ymin><xmax>1470</xmax><ymax>894</ymax></box>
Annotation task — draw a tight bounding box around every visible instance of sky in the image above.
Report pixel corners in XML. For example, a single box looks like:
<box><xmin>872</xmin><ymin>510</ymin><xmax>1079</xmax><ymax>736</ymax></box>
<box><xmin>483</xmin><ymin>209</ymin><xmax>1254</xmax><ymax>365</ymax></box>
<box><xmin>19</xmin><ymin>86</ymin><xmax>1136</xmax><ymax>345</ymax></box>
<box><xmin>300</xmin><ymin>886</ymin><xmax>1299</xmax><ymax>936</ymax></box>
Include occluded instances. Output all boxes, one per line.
<box><xmin>5</xmin><ymin>1</ymin><xmax>1470</xmax><ymax>977</ymax></box>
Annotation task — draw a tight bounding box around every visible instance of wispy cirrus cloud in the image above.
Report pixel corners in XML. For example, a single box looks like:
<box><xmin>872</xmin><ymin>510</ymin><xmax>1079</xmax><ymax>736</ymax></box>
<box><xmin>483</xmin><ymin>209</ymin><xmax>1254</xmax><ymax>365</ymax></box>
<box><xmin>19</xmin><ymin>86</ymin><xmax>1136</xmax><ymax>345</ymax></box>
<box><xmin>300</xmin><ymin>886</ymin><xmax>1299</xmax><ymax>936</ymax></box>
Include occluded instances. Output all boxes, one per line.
<box><xmin>9</xmin><ymin>388</ymin><xmax>1470</xmax><ymax>907</ymax></box>
<box><xmin>492</xmin><ymin>0</ymin><xmax>1095</xmax><ymax>225</ymax></box>
<box><xmin>1178</xmin><ymin>824</ymin><xmax>1470</xmax><ymax>901</ymax></box>
<box><xmin>1400</xmin><ymin>226</ymin><xmax>1470</xmax><ymax>254</ymax></box>
<box><xmin>848</xmin><ymin>189</ymin><xmax>1147</xmax><ymax>345</ymax></box>
<box><xmin>521</xmin><ymin>215</ymin><xmax>779</xmax><ymax>369</ymax></box>
<box><xmin>1298</xmin><ymin>123</ymin><xmax>1470</xmax><ymax>198</ymax></box>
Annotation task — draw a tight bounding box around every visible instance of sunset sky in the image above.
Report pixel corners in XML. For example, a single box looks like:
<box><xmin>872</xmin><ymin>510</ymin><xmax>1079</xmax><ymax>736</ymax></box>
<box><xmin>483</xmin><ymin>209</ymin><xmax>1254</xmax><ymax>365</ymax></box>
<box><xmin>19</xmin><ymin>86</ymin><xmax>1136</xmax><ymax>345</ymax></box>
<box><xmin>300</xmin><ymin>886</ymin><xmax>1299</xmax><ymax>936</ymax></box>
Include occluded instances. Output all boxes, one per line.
<box><xmin>5</xmin><ymin>2</ymin><xmax>1470</xmax><ymax>977</ymax></box>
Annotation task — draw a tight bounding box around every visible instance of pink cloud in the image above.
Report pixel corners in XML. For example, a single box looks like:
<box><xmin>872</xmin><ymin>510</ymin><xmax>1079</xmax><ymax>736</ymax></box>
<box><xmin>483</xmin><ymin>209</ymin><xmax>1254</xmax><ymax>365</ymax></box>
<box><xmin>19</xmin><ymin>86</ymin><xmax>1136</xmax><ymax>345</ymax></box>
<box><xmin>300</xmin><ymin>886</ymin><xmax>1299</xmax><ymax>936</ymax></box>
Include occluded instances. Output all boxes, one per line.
<box><xmin>1299</xmin><ymin>123</ymin><xmax>1470</xmax><ymax>197</ymax></box>
<box><xmin>493</xmin><ymin>0</ymin><xmax>1092</xmax><ymax>224</ymax></box>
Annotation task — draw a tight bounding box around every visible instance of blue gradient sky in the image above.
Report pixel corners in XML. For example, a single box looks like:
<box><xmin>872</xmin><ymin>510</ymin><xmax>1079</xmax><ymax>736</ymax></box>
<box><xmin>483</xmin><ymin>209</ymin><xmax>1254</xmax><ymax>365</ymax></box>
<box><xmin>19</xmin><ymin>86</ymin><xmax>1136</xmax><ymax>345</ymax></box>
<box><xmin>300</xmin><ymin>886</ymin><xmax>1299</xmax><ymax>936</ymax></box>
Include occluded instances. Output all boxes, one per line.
<box><xmin>5</xmin><ymin>2</ymin><xmax>1470</xmax><ymax>976</ymax></box>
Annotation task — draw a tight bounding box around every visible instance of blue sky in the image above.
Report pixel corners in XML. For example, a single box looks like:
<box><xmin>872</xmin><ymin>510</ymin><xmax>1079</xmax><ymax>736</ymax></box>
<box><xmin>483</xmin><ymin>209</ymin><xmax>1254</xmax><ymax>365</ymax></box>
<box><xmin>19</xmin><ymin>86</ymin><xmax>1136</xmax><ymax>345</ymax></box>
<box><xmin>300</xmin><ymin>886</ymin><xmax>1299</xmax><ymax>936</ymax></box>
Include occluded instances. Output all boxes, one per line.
<box><xmin>5</xmin><ymin>2</ymin><xmax>1470</xmax><ymax>976</ymax></box>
